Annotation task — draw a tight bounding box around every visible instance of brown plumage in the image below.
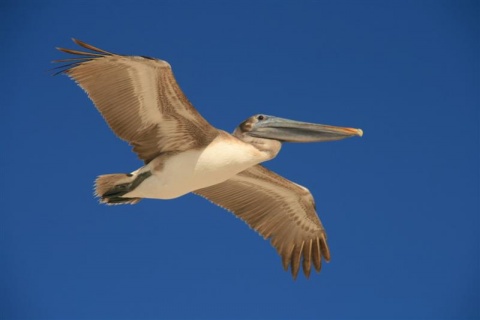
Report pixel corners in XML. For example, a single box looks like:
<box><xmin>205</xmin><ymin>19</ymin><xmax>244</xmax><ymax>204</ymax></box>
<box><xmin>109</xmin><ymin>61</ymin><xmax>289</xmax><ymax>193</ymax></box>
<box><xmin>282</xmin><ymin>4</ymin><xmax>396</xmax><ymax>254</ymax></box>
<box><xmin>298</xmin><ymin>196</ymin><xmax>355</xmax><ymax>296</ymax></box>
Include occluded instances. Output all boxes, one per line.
<box><xmin>56</xmin><ymin>38</ymin><xmax>218</xmax><ymax>164</ymax></box>
<box><xmin>195</xmin><ymin>164</ymin><xmax>330</xmax><ymax>279</ymax></box>
<box><xmin>54</xmin><ymin>39</ymin><xmax>363</xmax><ymax>279</ymax></box>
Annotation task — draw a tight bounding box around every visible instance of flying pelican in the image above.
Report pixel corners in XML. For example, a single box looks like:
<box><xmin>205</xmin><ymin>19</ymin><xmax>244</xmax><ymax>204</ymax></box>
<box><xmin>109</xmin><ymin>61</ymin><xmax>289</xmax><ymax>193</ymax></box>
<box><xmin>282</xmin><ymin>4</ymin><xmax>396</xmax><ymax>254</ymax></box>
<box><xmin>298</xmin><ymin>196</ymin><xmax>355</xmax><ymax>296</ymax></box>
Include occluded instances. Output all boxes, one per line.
<box><xmin>54</xmin><ymin>39</ymin><xmax>363</xmax><ymax>279</ymax></box>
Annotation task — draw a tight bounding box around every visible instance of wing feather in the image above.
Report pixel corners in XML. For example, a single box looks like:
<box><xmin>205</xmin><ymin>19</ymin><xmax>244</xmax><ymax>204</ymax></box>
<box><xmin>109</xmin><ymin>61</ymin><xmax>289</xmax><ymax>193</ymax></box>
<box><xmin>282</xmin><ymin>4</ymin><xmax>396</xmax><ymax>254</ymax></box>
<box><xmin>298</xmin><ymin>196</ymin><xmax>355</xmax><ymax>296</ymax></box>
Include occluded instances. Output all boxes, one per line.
<box><xmin>194</xmin><ymin>164</ymin><xmax>330</xmax><ymax>279</ymax></box>
<box><xmin>55</xmin><ymin>39</ymin><xmax>218</xmax><ymax>163</ymax></box>
<box><xmin>312</xmin><ymin>237</ymin><xmax>322</xmax><ymax>272</ymax></box>
<box><xmin>302</xmin><ymin>239</ymin><xmax>313</xmax><ymax>278</ymax></box>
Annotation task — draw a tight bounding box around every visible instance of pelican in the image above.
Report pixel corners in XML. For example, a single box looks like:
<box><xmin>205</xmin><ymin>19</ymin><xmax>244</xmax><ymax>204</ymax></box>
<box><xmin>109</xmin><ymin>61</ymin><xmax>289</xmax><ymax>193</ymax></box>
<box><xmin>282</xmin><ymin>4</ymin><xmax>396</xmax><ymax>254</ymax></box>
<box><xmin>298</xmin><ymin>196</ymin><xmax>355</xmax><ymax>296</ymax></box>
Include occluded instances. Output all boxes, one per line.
<box><xmin>54</xmin><ymin>39</ymin><xmax>363</xmax><ymax>279</ymax></box>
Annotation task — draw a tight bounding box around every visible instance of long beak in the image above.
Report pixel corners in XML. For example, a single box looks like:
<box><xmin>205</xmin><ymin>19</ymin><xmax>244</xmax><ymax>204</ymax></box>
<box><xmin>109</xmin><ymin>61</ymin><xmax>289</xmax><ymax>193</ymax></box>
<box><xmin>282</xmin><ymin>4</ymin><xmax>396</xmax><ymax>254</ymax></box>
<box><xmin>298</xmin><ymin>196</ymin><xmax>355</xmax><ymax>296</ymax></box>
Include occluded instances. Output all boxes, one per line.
<box><xmin>249</xmin><ymin>116</ymin><xmax>363</xmax><ymax>142</ymax></box>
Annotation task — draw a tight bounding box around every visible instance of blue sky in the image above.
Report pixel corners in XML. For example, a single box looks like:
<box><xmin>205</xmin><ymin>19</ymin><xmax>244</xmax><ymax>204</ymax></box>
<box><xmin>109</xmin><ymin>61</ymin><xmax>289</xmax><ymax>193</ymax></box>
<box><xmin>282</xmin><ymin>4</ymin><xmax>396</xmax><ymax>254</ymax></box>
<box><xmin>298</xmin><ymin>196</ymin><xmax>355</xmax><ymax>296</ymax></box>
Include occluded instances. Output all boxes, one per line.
<box><xmin>1</xmin><ymin>0</ymin><xmax>478</xmax><ymax>319</ymax></box>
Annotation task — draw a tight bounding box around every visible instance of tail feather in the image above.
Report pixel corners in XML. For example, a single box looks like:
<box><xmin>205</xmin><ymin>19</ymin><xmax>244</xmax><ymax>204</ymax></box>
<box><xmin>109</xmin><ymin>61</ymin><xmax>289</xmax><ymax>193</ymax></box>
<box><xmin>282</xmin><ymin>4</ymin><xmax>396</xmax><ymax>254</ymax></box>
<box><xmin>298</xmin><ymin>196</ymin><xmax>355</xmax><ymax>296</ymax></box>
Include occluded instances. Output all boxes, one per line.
<box><xmin>94</xmin><ymin>173</ymin><xmax>141</xmax><ymax>205</ymax></box>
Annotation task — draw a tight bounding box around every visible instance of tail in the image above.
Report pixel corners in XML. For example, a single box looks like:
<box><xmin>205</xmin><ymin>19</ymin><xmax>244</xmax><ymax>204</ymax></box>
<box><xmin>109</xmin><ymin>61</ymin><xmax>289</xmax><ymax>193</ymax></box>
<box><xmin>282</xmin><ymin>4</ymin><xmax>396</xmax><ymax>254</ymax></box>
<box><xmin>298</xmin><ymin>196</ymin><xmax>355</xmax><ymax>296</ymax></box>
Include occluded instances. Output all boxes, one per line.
<box><xmin>94</xmin><ymin>173</ymin><xmax>142</xmax><ymax>205</ymax></box>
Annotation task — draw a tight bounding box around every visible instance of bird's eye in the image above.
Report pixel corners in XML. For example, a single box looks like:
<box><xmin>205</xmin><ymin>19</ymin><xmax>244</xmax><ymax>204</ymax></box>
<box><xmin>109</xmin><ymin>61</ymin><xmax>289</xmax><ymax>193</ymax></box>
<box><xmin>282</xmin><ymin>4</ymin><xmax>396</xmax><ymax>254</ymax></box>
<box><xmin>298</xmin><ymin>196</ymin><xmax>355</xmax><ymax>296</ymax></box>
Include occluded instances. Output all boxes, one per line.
<box><xmin>257</xmin><ymin>115</ymin><xmax>265</xmax><ymax>121</ymax></box>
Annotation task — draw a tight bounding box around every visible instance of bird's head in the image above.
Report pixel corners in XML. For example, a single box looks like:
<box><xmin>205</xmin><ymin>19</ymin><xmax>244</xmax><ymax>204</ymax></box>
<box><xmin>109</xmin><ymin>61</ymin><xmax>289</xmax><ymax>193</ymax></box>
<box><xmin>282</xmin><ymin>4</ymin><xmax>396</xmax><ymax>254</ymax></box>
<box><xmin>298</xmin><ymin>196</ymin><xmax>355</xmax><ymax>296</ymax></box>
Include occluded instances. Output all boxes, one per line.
<box><xmin>234</xmin><ymin>114</ymin><xmax>363</xmax><ymax>144</ymax></box>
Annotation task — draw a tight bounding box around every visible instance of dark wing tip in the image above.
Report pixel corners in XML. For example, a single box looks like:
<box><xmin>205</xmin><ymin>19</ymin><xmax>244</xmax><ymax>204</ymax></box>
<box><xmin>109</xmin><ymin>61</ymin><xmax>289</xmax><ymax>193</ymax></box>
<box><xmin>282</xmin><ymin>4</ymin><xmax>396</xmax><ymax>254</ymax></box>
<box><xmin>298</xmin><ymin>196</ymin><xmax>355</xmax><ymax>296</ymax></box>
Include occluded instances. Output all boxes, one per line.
<box><xmin>320</xmin><ymin>233</ymin><xmax>331</xmax><ymax>262</ymax></box>
<box><xmin>290</xmin><ymin>242</ymin><xmax>304</xmax><ymax>280</ymax></box>
<box><xmin>283</xmin><ymin>234</ymin><xmax>330</xmax><ymax>279</ymax></box>
<box><xmin>52</xmin><ymin>39</ymin><xmax>115</xmax><ymax>75</ymax></box>
<box><xmin>302</xmin><ymin>240</ymin><xmax>313</xmax><ymax>278</ymax></box>
<box><xmin>72</xmin><ymin>38</ymin><xmax>115</xmax><ymax>55</ymax></box>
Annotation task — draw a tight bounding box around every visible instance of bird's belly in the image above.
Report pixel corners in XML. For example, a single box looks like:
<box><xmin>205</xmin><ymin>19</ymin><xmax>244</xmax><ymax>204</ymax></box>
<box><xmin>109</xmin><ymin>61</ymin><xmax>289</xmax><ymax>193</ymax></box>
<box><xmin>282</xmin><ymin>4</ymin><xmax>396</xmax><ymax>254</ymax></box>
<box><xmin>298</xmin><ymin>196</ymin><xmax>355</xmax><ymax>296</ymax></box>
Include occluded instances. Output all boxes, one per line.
<box><xmin>125</xmin><ymin>140</ymin><xmax>264</xmax><ymax>200</ymax></box>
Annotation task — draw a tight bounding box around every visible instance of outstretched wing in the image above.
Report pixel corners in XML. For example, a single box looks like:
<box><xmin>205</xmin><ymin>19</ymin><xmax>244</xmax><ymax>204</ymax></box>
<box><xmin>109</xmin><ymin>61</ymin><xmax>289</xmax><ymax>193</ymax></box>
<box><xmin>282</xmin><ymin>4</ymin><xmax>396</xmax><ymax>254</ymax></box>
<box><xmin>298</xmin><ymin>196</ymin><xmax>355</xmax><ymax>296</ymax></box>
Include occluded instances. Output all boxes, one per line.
<box><xmin>55</xmin><ymin>39</ymin><xmax>218</xmax><ymax>163</ymax></box>
<box><xmin>194</xmin><ymin>164</ymin><xmax>331</xmax><ymax>279</ymax></box>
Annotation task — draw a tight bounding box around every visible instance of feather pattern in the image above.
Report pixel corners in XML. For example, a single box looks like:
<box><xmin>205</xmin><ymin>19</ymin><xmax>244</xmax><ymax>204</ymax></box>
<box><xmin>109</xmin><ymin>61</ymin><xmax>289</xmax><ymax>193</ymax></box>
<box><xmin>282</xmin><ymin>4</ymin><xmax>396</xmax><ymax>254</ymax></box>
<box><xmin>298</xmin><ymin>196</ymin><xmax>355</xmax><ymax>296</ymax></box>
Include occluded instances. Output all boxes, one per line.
<box><xmin>55</xmin><ymin>38</ymin><xmax>218</xmax><ymax>163</ymax></box>
<box><xmin>54</xmin><ymin>39</ymin><xmax>336</xmax><ymax>279</ymax></box>
<box><xmin>194</xmin><ymin>164</ymin><xmax>330</xmax><ymax>279</ymax></box>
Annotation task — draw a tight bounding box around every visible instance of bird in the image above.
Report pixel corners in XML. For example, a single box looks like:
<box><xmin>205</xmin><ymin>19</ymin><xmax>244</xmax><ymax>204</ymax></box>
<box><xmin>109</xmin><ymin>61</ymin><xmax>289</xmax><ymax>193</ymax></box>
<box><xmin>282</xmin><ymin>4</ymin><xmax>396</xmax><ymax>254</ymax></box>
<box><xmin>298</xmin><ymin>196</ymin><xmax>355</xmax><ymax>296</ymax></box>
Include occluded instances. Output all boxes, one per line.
<box><xmin>54</xmin><ymin>39</ymin><xmax>363</xmax><ymax>279</ymax></box>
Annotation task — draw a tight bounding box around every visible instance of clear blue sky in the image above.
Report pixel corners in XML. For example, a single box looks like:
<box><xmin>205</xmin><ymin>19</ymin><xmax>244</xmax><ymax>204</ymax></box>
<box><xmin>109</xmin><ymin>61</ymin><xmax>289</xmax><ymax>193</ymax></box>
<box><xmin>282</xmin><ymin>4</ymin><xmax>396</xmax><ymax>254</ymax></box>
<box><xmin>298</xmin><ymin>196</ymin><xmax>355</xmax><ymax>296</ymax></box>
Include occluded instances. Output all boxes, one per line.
<box><xmin>1</xmin><ymin>1</ymin><xmax>478</xmax><ymax>319</ymax></box>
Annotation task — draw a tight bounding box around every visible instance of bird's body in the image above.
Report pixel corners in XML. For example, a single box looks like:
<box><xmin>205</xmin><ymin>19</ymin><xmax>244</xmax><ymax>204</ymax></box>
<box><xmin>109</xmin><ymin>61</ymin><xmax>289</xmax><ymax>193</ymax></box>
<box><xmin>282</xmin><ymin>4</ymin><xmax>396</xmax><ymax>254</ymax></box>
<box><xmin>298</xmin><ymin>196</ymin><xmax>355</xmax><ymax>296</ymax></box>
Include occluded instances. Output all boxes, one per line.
<box><xmin>124</xmin><ymin>131</ymin><xmax>272</xmax><ymax>200</ymax></box>
<box><xmin>55</xmin><ymin>39</ymin><xmax>363</xmax><ymax>279</ymax></box>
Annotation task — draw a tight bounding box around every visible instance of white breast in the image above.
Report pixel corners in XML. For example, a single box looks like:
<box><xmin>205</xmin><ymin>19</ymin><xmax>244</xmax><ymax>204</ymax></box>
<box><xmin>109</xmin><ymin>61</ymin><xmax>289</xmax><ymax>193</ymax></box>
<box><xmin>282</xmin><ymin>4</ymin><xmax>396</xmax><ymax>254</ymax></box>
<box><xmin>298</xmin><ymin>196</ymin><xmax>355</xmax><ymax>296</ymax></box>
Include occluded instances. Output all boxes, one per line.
<box><xmin>124</xmin><ymin>135</ymin><xmax>268</xmax><ymax>200</ymax></box>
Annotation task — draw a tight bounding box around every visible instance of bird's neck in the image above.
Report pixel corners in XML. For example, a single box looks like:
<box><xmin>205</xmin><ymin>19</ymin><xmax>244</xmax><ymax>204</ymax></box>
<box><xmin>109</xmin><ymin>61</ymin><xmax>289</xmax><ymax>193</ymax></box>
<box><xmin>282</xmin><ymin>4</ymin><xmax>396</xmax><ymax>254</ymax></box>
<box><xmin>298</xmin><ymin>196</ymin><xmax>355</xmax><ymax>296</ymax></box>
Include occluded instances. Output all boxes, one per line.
<box><xmin>232</xmin><ymin>129</ymin><xmax>282</xmax><ymax>161</ymax></box>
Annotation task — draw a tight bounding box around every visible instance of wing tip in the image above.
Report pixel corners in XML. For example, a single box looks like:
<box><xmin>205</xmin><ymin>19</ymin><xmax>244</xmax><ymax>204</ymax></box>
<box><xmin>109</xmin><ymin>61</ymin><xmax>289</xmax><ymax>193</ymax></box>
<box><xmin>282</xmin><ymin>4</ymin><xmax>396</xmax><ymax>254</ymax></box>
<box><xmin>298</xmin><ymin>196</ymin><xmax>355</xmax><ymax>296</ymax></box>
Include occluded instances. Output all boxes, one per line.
<box><xmin>71</xmin><ymin>38</ymin><xmax>115</xmax><ymax>55</ymax></box>
<box><xmin>281</xmin><ymin>234</ymin><xmax>330</xmax><ymax>279</ymax></box>
<box><xmin>52</xmin><ymin>38</ymin><xmax>115</xmax><ymax>75</ymax></box>
<box><xmin>320</xmin><ymin>233</ymin><xmax>331</xmax><ymax>262</ymax></box>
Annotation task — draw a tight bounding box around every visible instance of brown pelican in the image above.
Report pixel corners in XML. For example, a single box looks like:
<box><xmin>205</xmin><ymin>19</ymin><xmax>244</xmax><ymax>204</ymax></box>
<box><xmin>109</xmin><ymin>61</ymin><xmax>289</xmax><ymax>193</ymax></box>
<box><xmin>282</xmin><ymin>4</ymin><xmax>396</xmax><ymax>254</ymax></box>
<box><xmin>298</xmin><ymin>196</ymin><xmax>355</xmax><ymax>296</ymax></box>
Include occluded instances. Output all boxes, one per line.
<box><xmin>54</xmin><ymin>39</ymin><xmax>363</xmax><ymax>279</ymax></box>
